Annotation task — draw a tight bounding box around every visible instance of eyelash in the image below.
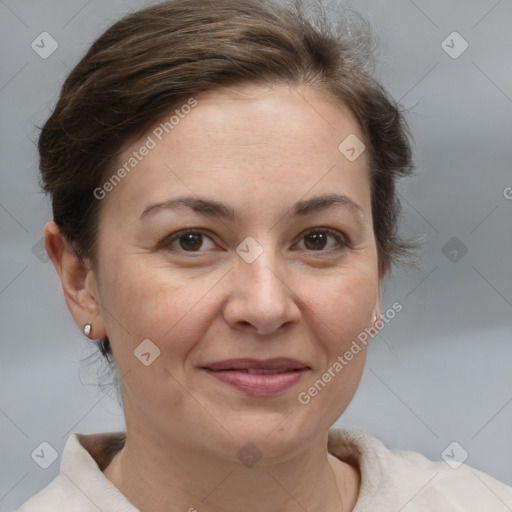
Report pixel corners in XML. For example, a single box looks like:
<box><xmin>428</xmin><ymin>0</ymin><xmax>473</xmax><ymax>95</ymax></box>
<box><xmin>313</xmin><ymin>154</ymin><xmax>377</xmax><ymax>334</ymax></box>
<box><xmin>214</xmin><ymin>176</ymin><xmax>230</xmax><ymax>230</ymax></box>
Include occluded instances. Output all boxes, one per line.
<box><xmin>159</xmin><ymin>228</ymin><xmax>349</xmax><ymax>255</ymax></box>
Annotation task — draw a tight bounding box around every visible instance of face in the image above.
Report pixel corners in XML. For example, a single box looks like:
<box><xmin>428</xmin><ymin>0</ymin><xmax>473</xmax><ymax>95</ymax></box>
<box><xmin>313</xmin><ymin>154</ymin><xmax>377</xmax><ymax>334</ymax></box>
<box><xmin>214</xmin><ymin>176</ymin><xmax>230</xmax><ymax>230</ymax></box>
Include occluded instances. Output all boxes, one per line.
<box><xmin>86</xmin><ymin>83</ymin><xmax>380</xmax><ymax>462</ymax></box>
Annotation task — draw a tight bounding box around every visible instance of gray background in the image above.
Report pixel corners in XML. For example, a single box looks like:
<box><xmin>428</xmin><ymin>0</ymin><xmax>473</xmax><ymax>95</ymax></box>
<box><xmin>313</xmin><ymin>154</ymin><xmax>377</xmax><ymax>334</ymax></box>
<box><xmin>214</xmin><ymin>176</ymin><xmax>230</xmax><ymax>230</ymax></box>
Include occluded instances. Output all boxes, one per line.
<box><xmin>1</xmin><ymin>0</ymin><xmax>511</xmax><ymax>510</ymax></box>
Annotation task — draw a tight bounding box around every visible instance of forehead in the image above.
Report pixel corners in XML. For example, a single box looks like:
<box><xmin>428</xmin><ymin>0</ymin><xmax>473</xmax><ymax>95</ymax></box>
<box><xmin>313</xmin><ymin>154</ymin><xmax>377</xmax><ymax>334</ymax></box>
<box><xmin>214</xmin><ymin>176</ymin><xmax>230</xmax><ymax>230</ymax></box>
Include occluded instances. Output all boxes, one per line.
<box><xmin>100</xmin><ymin>83</ymin><xmax>371</xmax><ymax>221</ymax></box>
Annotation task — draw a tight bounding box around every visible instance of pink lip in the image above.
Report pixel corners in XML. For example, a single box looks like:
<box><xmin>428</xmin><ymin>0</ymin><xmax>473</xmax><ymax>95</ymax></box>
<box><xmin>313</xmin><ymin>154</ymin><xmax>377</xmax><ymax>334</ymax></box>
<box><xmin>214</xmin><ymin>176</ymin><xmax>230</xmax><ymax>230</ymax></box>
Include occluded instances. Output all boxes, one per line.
<box><xmin>201</xmin><ymin>358</ymin><xmax>310</xmax><ymax>396</ymax></box>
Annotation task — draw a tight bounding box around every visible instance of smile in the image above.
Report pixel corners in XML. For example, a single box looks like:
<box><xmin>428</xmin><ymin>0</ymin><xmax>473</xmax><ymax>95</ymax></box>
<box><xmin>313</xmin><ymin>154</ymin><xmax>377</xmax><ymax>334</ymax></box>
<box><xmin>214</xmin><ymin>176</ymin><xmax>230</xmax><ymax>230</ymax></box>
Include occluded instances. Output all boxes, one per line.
<box><xmin>201</xmin><ymin>358</ymin><xmax>310</xmax><ymax>396</ymax></box>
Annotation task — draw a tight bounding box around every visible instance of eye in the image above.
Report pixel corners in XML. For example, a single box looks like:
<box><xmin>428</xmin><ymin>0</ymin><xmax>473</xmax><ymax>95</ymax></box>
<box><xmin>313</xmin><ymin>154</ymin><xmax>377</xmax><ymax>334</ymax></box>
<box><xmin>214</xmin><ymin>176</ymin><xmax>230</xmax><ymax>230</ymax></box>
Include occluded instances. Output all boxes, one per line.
<box><xmin>161</xmin><ymin>229</ymin><xmax>217</xmax><ymax>253</ymax></box>
<box><xmin>159</xmin><ymin>227</ymin><xmax>348</xmax><ymax>255</ymax></box>
<box><xmin>296</xmin><ymin>228</ymin><xmax>347</xmax><ymax>252</ymax></box>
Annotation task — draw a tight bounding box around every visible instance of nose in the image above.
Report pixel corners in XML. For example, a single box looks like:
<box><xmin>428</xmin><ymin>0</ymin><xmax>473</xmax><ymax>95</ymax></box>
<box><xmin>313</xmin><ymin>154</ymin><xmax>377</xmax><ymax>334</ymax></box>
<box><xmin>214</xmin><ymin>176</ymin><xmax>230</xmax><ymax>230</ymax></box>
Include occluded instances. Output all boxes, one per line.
<box><xmin>222</xmin><ymin>248</ymin><xmax>301</xmax><ymax>336</ymax></box>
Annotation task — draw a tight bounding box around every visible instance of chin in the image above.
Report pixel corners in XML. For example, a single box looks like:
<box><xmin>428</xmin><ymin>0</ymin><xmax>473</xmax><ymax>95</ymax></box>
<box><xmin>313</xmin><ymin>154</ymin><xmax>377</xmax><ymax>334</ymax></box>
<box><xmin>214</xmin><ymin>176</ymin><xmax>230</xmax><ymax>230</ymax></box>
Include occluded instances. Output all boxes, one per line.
<box><xmin>200</xmin><ymin>408</ymin><xmax>324</xmax><ymax>464</ymax></box>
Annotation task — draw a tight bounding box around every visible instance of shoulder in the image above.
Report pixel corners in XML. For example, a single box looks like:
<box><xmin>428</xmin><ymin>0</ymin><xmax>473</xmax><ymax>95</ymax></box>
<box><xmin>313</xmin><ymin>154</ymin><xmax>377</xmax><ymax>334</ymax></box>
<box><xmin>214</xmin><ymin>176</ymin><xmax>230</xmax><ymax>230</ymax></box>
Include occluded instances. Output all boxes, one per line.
<box><xmin>328</xmin><ymin>428</ymin><xmax>512</xmax><ymax>511</ymax></box>
<box><xmin>16</xmin><ymin>432</ymin><xmax>137</xmax><ymax>512</ymax></box>
<box><xmin>16</xmin><ymin>475</ymin><xmax>74</xmax><ymax>512</ymax></box>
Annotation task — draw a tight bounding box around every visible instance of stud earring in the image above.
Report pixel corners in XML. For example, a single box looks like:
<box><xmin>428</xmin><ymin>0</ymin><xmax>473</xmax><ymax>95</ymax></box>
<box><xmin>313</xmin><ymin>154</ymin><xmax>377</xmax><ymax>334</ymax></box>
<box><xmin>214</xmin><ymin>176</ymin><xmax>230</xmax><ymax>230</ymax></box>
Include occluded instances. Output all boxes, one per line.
<box><xmin>83</xmin><ymin>323</ymin><xmax>92</xmax><ymax>337</ymax></box>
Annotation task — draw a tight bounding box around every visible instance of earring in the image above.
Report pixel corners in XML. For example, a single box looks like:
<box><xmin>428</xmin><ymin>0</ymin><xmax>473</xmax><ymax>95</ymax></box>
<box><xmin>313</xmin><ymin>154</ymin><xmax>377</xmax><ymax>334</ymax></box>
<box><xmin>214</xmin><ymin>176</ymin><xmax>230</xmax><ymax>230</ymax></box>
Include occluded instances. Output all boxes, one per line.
<box><xmin>372</xmin><ymin>313</ymin><xmax>379</xmax><ymax>324</ymax></box>
<box><xmin>83</xmin><ymin>323</ymin><xmax>92</xmax><ymax>337</ymax></box>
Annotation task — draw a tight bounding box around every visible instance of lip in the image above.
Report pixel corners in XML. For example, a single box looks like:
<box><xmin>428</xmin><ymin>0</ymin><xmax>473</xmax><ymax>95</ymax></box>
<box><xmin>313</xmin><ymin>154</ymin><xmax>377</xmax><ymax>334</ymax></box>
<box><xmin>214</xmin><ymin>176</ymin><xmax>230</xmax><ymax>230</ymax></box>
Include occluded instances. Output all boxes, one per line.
<box><xmin>202</xmin><ymin>358</ymin><xmax>310</xmax><ymax>371</ymax></box>
<box><xmin>201</xmin><ymin>358</ymin><xmax>310</xmax><ymax>396</ymax></box>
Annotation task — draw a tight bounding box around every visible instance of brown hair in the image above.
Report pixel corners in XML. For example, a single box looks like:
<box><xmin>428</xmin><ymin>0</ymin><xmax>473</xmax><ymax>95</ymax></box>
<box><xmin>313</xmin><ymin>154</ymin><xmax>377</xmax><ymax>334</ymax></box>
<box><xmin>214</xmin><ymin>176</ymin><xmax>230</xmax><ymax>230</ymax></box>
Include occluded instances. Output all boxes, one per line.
<box><xmin>38</xmin><ymin>0</ymin><xmax>414</xmax><ymax>360</ymax></box>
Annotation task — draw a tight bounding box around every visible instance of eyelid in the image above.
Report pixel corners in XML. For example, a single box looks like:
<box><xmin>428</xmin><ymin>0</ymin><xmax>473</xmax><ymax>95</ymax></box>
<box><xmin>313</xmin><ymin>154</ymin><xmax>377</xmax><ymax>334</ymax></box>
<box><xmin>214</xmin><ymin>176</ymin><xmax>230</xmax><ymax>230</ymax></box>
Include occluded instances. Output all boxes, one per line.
<box><xmin>159</xmin><ymin>226</ymin><xmax>349</xmax><ymax>254</ymax></box>
<box><xmin>158</xmin><ymin>228</ymin><xmax>218</xmax><ymax>253</ymax></box>
<box><xmin>294</xmin><ymin>227</ymin><xmax>349</xmax><ymax>252</ymax></box>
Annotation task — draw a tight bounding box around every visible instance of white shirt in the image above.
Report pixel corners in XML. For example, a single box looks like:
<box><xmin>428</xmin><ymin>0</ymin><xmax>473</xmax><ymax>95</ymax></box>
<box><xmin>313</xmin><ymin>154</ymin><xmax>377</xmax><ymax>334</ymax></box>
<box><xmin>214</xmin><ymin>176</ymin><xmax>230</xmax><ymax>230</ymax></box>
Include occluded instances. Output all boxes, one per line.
<box><xmin>17</xmin><ymin>429</ymin><xmax>512</xmax><ymax>511</ymax></box>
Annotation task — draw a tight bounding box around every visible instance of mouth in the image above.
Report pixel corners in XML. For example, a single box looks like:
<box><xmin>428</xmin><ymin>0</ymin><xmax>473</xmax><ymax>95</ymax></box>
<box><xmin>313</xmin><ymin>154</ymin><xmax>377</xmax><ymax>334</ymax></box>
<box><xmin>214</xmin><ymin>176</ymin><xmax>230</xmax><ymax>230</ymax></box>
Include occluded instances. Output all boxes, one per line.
<box><xmin>200</xmin><ymin>358</ymin><xmax>310</xmax><ymax>396</ymax></box>
<box><xmin>201</xmin><ymin>357</ymin><xmax>310</xmax><ymax>371</ymax></box>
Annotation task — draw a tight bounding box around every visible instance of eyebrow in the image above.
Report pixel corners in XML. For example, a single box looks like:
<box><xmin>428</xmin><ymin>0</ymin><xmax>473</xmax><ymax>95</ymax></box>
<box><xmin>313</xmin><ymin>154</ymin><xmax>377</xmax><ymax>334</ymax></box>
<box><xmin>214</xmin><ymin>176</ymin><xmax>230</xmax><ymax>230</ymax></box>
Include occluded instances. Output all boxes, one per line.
<box><xmin>140</xmin><ymin>193</ymin><xmax>364</xmax><ymax>221</ymax></box>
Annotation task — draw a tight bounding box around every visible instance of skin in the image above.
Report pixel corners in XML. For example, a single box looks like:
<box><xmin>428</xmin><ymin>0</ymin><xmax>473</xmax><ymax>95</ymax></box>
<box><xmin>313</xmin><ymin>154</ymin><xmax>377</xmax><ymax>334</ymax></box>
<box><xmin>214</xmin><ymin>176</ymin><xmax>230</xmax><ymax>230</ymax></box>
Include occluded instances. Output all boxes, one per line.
<box><xmin>46</xmin><ymin>83</ymin><xmax>382</xmax><ymax>512</ymax></box>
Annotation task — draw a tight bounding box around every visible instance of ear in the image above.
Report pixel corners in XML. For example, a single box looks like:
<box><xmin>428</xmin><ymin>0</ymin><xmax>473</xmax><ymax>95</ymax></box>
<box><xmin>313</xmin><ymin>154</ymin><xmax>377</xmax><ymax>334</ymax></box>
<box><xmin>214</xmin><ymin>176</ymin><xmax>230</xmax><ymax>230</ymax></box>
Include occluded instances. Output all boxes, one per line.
<box><xmin>44</xmin><ymin>221</ymin><xmax>107</xmax><ymax>339</ymax></box>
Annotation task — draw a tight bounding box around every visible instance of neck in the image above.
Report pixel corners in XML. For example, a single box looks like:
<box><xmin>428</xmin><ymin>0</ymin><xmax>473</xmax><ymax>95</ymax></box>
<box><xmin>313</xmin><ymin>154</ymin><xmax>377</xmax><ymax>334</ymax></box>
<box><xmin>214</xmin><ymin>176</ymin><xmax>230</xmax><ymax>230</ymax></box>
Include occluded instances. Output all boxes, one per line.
<box><xmin>102</xmin><ymin>427</ymin><xmax>360</xmax><ymax>512</ymax></box>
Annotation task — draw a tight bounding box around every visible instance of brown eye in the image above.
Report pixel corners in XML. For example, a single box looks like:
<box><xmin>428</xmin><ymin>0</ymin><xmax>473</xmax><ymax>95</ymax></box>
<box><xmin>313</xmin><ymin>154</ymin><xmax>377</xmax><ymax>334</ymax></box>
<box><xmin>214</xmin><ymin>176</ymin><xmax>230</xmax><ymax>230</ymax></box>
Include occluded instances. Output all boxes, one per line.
<box><xmin>161</xmin><ymin>230</ymin><xmax>216</xmax><ymax>252</ymax></box>
<box><xmin>304</xmin><ymin>232</ymin><xmax>329</xmax><ymax>250</ymax></box>
<box><xmin>178</xmin><ymin>233</ymin><xmax>203</xmax><ymax>251</ymax></box>
<box><xmin>298</xmin><ymin>229</ymin><xmax>346</xmax><ymax>252</ymax></box>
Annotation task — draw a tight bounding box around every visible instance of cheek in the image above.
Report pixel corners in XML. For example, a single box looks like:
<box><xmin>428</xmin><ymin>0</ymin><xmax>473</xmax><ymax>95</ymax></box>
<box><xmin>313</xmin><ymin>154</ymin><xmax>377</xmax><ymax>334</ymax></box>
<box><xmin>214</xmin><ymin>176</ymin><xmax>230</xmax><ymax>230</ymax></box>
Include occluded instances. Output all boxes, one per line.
<box><xmin>97</xmin><ymin>254</ymin><xmax>222</xmax><ymax>360</ymax></box>
<box><xmin>311</xmin><ymin>266</ymin><xmax>378</xmax><ymax>344</ymax></box>
<box><xmin>298</xmin><ymin>272</ymin><xmax>375</xmax><ymax>421</ymax></box>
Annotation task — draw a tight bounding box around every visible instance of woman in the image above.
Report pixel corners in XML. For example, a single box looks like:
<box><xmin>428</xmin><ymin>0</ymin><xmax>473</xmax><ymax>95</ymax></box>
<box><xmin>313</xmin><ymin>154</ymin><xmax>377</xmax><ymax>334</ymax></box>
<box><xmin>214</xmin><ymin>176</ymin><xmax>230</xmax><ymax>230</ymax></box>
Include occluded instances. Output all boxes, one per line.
<box><xmin>18</xmin><ymin>0</ymin><xmax>512</xmax><ymax>510</ymax></box>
